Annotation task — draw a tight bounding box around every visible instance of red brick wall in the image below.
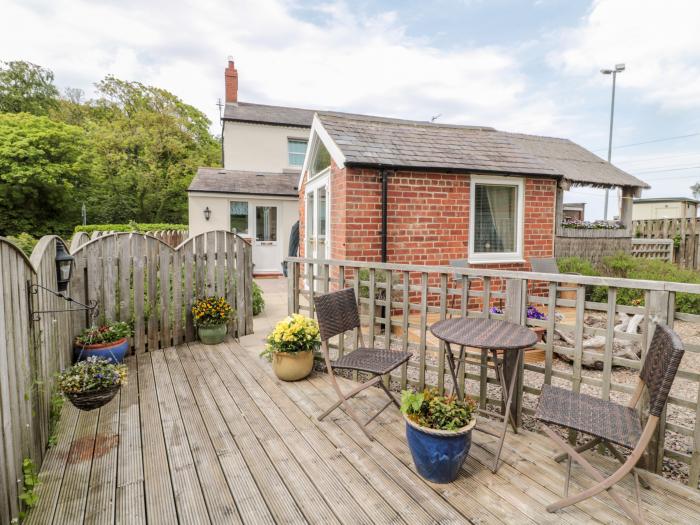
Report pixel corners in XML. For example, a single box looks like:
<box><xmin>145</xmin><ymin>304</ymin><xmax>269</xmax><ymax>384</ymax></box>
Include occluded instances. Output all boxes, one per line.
<box><xmin>299</xmin><ymin>167</ymin><xmax>556</xmax><ymax>266</ymax></box>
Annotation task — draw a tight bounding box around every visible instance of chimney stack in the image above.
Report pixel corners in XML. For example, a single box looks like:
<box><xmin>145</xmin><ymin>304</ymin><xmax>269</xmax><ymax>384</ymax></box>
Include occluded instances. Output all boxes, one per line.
<box><xmin>225</xmin><ymin>56</ymin><xmax>238</xmax><ymax>104</ymax></box>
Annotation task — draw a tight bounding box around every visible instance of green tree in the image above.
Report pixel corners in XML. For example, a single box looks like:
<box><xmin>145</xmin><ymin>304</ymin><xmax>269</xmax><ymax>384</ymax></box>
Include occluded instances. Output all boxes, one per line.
<box><xmin>82</xmin><ymin>76</ymin><xmax>220</xmax><ymax>223</ymax></box>
<box><xmin>691</xmin><ymin>182</ymin><xmax>700</xmax><ymax>200</ymax></box>
<box><xmin>0</xmin><ymin>113</ymin><xmax>92</xmax><ymax>236</ymax></box>
<box><xmin>0</xmin><ymin>61</ymin><xmax>59</xmax><ymax>115</ymax></box>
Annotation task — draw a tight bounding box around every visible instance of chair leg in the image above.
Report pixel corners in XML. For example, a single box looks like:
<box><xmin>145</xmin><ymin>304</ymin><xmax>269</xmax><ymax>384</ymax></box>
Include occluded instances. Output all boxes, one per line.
<box><xmin>378</xmin><ymin>380</ymin><xmax>400</xmax><ymax>408</ymax></box>
<box><xmin>604</xmin><ymin>441</ymin><xmax>651</xmax><ymax>490</ymax></box>
<box><xmin>554</xmin><ymin>437</ymin><xmax>601</xmax><ymax>463</ymax></box>
<box><xmin>564</xmin><ymin>454</ymin><xmax>572</xmax><ymax>497</ymax></box>
<box><xmin>541</xmin><ymin>425</ymin><xmax>645</xmax><ymax>524</ymax></box>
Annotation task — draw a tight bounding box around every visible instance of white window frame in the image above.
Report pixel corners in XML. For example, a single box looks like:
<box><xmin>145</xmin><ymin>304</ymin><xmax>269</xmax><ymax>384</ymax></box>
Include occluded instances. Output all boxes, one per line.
<box><xmin>468</xmin><ymin>175</ymin><xmax>525</xmax><ymax>264</ymax></box>
<box><xmin>229</xmin><ymin>200</ymin><xmax>250</xmax><ymax>237</ymax></box>
<box><xmin>287</xmin><ymin>138</ymin><xmax>308</xmax><ymax>168</ymax></box>
<box><xmin>305</xmin><ymin>169</ymin><xmax>331</xmax><ymax>260</ymax></box>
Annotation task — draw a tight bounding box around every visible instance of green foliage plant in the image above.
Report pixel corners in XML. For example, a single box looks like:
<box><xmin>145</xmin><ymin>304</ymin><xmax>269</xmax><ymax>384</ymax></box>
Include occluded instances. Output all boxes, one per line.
<box><xmin>75</xmin><ymin>321</ymin><xmax>132</xmax><ymax>346</ymax></box>
<box><xmin>6</xmin><ymin>233</ymin><xmax>38</xmax><ymax>257</ymax></box>
<box><xmin>47</xmin><ymin>391</ymin><xmax>64</xmax><ymax>448</ymax></box>
<box><xmin>252</xmin><ymin>281</ymin><xmax>265</xmax><ymax>316</ymax></box>
<box><xmin>74</xmin><ymin>223</ymin><xmax>188</xmax><ymax>234</ymax></box>
<box><xmin>556</xmin><ymin>256</ymin><xmax>598</xmax><ymax>276</ymax></box>
<box><xmin>0</xmin><ymin>60</ymin><xmax>59</xmax><ymax>115</ymax></box>
<box><xmin>18</xmin><ymin>457</ymin><xmax>40</xmax><ymax>520</ymax></box>
<box><xmin>400</xmin><ymin>388</ymin><xmax>476</xmax><ymax>431</ymax></box>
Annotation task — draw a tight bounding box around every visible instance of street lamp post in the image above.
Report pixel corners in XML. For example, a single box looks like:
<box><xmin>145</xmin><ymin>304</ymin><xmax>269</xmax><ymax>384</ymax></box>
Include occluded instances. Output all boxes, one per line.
<box><xmin>601</xmin><ymin>63</ymin><xmax>625</xmax><ymax>220</ymax></box>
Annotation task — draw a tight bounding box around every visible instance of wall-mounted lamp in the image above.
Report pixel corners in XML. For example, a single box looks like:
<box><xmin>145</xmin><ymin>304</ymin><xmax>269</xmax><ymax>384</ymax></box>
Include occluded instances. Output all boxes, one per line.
<box><xmin>55</xmin><ymin>240</ymin><xmax>74</xmax><ymax>291</ymax></box>
<box><xmin>204</xmin><ymin>206</ymin><xmax>211</xmax><ymax>221</ymax></box>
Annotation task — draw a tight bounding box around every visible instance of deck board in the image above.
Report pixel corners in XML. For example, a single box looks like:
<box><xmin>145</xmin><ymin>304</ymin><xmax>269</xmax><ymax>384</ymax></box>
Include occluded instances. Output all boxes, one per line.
<box><xmin>28</xmin><ymin>339</ymin><xmax>700</xmax><ymax>525</ymax></box>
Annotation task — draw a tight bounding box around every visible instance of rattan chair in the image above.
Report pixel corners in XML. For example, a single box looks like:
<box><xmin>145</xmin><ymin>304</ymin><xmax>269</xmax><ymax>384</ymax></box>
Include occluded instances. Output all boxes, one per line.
<box><xmin>314</xmin><ymin>288</ymin><xmax>412</xmax><ymax>440</ymax></box>
<box><xmin>535</xmin><ymin>323</ymin><xmax>684</xmax><ymax>524</ymax></box>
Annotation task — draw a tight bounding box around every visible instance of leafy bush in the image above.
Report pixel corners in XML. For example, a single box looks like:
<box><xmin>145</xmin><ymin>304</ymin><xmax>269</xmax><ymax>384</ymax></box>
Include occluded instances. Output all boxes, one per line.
<box><xmin>192</xmin><ymin>296</ymin><xmax>234</xmax><ymax>327</ymax></box>
<box><xmin>556</xmin><ymin>256</ymin><xmax>598</xmax><ymax>276</ymax></box>
<box><xmin>358</xmin><ymin>268</ymin><xmax>388</xmax><ymax>299</ymax></box>
<box><xmin>75</xmin><ymin>321</ymin><xmax>132</xmax><ymax>346</ymax></box>
<box><xmin>57</xmin><ymin>356</ymin><xmax>127</xmax><ymax>394</ymax></box>
<box><xmin>74</xmin><ymin>223</ymin><xmax>187</xmax><ymax>234</ymax></box>
<box><xmin>6</xmin><ymin>232</ymin><xmax>38</xmax><ymax>256</ymax></box>
<box><xmin>400</xmin><ymin>388</ymin><xmax>476</xmax><ymax>431</ymax></box>
<box><xmin>253</xmin><ymin>281</ymin><xmax>265</xmax><ymax>316</ymax></box>
<box><xmin>590</xmin><ymin>252</ymin><xmax>700</xmax><ymax>314</ymax></box>
<box><xmin>261</xmin><ymin>314</ymin><xmax>320</xmax><ymax>361</ymax></box>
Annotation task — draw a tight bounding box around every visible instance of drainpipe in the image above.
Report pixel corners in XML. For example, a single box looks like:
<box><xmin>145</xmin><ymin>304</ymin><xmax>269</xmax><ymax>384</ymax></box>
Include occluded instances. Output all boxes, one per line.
<box><xmin>381</xmin><ymin>169</ymin><xmax>389</xmax><ymax>263</ymax></box>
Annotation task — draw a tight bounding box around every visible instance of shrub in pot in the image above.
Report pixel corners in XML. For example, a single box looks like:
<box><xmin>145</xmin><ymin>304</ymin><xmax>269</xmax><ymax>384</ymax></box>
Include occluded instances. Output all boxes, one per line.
<box><xmin>192</xmin><ymin>296</ymin><xmax>234</xmax><ymax>345</ymax></box>
<box><xmin>57</xmin><ymin>356</ymin><xmax>127</xmax><ymax>411</ymax></box>
<box><xmin>401</xmin><ymin>388</ymin><xmax>477</xmax><ymax>483</ymax></box>
<box><xmin>261</xmin><ymin>314</ymin><xmax>320</xmax><ymax>381</ymax></box>
<box><xmin>74</xmin><ymin>321</ymin><xmax>132</xmax><ymax>363</ymax></box>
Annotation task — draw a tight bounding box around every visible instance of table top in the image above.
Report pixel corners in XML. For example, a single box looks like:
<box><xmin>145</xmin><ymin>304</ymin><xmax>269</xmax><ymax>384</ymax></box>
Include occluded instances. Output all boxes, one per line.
<box><xmin>430</xmin><ymin>317</ymin><xmax>538</xmax><ymax>351</ymax></box>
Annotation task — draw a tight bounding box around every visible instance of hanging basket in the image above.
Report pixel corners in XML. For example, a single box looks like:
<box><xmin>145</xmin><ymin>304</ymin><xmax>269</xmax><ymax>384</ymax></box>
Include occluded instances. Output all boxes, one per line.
<box><xmin>65</xmin><ymin>384</ymin><xmax>121</xmax><ymax>411</ymax></box>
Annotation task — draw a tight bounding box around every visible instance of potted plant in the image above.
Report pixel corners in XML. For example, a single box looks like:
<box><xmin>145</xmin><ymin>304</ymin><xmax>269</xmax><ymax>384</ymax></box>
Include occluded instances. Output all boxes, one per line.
<box><xmin>192</xmin><ymin>296</ymin><xmax>234</xmax><ymax>345</ymax></box>
<box><xmin>261</xmin><ymin>314</ymin><xmax>320</xmax><ymax>381</ymax></box>
<box><xmin>74</xmin><ymin>321</ymin><xmax>132</xmax><ymax>363</ymax></box>
<box><xmin>401</xmin><ymin>388</ymin><xmax>477</xmax><ymax>483</ymax></box>
<box><xmin>57</xmin><ymin>356</ymin><xmax>127</xmax><ymax>411</ymax></box>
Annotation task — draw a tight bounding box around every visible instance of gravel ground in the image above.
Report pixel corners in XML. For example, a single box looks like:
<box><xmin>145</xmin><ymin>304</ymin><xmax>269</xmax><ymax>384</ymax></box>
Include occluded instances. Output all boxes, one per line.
<box><xmin>324</xmin><ymin>312</ymin><xmax>700</xmax><ymax>487</ymax></box>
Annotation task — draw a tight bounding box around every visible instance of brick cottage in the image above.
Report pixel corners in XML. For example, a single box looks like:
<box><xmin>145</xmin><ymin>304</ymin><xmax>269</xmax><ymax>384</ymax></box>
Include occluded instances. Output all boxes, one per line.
<box><xmin>297</xmin><ymin>112</ymin><xmax>647</xmax><ymax>280</ymax></box>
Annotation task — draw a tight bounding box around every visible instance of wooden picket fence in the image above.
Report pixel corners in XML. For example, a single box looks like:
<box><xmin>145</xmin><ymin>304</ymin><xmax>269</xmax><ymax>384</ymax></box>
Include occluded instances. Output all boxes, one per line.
<box><xmin>70</xmin><ymin>231</ymin><xmax>253</xmax><ymax>352</ymax></box>
<box><xmin>633</xmin><ymin>218</ymin><xmax>700</xmax><ymax>269</ymax></box>
<box><xmin>0</xmin><ymin>230</ymin><xmax>252</xmax><ymax>523</ymax></box>
<box><xmin>287</xmin><ymin>256</ymin><xmax>700</xmax><ymax>490</ymax></box>
<box><xmin>86</xmin><ymin>229</ymin><xmax>188</xmax><ymax>248</ymax></box>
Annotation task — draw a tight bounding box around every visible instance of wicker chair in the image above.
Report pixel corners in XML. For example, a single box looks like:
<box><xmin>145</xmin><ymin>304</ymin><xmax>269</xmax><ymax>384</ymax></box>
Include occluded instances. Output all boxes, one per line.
<box><xmin>535</xmin><ymin>323</ymin><xmax>684</xmax><ymax>524</ymax></box>
<box><xmin>314</xmin><ymin>288</ymin><xmax>412</xmax><ymax>440</ymax></box>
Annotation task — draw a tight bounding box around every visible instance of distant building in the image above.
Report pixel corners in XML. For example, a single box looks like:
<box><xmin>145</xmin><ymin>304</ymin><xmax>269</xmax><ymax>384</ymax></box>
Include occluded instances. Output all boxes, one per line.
<box><xmin>632</xmin><ymin>197</ymin><xmax>699</xmax><ymax>221</ymax></box>
<box><xmin>563</xmin><ymin>202</ymin><xmax>585</xmax><ymax>222</ymax></box>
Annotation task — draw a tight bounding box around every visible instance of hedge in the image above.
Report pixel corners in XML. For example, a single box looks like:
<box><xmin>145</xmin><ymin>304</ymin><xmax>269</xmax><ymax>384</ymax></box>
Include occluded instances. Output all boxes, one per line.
<box><xmin>74</xmin><ymin>223</ymin><xmax>188</xmax><ymax>234</ymax></box>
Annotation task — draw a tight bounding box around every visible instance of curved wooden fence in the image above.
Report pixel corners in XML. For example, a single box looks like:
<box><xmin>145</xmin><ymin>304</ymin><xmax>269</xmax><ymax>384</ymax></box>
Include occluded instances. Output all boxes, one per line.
<box><xmin>0</xmin><ymin>230</ymin><xmax>252</xmax><ymax>522</ymax></box>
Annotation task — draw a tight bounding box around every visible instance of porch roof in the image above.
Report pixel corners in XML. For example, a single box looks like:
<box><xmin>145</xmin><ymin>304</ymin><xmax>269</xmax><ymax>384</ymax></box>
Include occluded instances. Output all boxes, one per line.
<box><xmin>188</xmin><ymin>167</ymin><xmax>299</xmax><ymax>197</ymax></box>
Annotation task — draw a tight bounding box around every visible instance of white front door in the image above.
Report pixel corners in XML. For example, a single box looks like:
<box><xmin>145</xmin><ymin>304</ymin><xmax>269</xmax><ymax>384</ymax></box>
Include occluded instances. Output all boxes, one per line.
<box><xmin>252</xmin><ymin>203</ymin><xmax>281</xmax><ymax>273</ymax></box>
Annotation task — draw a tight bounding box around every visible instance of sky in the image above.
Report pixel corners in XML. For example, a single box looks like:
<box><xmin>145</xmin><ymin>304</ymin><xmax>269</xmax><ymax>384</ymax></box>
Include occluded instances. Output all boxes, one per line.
<box><xmin>2</xmin><ymin>0</ymin><xmax>699</xmax><ymax>219</ymax></box>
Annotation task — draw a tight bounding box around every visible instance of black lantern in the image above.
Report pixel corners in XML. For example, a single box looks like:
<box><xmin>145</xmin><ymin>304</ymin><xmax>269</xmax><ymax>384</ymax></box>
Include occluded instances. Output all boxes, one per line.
<box><xmin>55</xmin><ymin>240</ymin><xmax>74</xmax><ymax>291</ymax></box>
<box><xmin>204</xmin><ymin>206</ymin><xmax>211</xmax><ymax>221</ymax></box>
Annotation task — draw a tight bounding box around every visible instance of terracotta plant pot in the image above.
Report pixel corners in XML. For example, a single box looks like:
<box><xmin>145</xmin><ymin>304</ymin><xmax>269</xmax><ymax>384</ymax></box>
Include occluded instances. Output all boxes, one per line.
<box><xmin>405</xmin><ymin>415</ymin><xmax>477</xmax><ymax>483</ymax></box>
<box><xmin>197</xmin><ymin>324</ymin><xmax>228</xmax><ymax>345</ymax></box>
<box><xmin>272</xmin><ymin>350</ymin><xmax>314</xmax><ymax>381</ymax></box>
<box><xmin>73</xmin><ymin>337</ymin><xmax>129</xmax><ymax>364</ymax></box>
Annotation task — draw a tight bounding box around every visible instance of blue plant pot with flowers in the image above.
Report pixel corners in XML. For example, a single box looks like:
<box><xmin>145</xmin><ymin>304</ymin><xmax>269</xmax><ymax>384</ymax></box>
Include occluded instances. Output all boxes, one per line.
<box><xmin>405</xmin><ymin>415</ymin><xmax>476</xmax><ymax>483</ymax></box>
<box><xmin>74</xmin><ymin>321</ymin><xmax>132</xmax><ymax>364</ymax></box>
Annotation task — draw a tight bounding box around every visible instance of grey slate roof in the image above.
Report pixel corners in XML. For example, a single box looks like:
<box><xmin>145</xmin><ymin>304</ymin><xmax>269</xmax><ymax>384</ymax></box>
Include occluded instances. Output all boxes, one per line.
<box><xmin>502</xmin><ymin>133</ymin><xmax>650</xmax><ymax>189</ymax></box>
<box><xmin>317</xmin><ymin>112</ymin><xmax>558</xmax><ymax>177</ymax></box>
<box><xmin>223</xmin><ymin>102</ymin><xmax>315</xmax><ymax>127</ymax></box>
<box><xmin>188</xmin><ymin>168</ymin><xmax>298</xmax><ymax>196</ymax></box>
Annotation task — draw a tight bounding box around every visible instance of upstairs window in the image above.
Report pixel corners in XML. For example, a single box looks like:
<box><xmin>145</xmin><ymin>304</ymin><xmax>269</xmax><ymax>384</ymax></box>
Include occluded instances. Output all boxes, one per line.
<box><xmin>469</xmin><ymin>176</ymin><xmax>524</xmax><ymax>262</ymax></box>
<box><xmin>288</xmin><ymin>139</ymin><xmax>307</xmax><ymax>167</ymax></box>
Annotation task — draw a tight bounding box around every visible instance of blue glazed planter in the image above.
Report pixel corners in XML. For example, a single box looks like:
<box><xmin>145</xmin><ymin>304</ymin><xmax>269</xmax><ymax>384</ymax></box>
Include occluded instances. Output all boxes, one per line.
<box><xmin>73</xmin><ymin>338</ymin><xmax>129</xmax><ymax>364</ymax></box>
<box><xmin>405</xmin><ymin>415</ymin><xmax>476</xmax><ymax>483</ymax></box>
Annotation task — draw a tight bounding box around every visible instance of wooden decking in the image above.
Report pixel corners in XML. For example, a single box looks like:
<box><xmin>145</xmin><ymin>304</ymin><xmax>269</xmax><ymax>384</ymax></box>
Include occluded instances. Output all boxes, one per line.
<box><xmin>27</xmin><ymin>339</ymin><xmax>700</xmax><ymax>524</ymax></box>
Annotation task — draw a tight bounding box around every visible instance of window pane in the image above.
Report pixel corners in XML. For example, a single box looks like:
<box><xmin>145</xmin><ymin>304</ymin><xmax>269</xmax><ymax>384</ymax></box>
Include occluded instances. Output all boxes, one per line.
<box><xmin>311</xmin><ymin>141</ymin><xmax>331</xmax><ymax>176</ymax></box>
<box><xmin>474</xmin><ymin>184</ymin><xmax>516</xmax><ymax>253</ymax></box>
<box><xmin>230</xmin><ymin>201</ymin><xmax>248</xmax><ymax>234</ymax></box>
<box><xmin>288</xmin><ymin>139</ymin><xmax>307</xmax><ymax>166</ymax></box>
<box><xmin>256</xmin><ymin>206</ymin><xmax>277</xmax><ymax>241</ymax></box>
<box><xmin>307</xmin><ymin>194</ymin><xmax>314</xmax><ymax>236</ymax></box>
<box><xmin>318</xmin><ymin>187</ymin><xmax>327</xmax><ymax>237</ymax></box>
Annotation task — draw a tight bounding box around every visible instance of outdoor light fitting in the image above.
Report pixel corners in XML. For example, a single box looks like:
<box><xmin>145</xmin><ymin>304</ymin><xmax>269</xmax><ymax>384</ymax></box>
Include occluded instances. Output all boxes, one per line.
<box><xmin>55</xmin><ymin>240</ymin><xmax>74</xmax><ymax>292</ymax></box>
<box><xmin>204</xmin><ymin>206</ymin><xmax>211</xmax><ymax>221</ymax></box>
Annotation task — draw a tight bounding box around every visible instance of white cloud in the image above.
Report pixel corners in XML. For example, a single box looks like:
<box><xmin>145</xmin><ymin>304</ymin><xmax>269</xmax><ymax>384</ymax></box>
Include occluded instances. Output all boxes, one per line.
<box><xmin>0</xmin><ymin>0</ymin><xmax>565</xmax><ymax>134</ymax></box>
<box><xmin>551</xmin><ymin>0</ymin><xmax>700</xmax><ymax>110</ymax></box>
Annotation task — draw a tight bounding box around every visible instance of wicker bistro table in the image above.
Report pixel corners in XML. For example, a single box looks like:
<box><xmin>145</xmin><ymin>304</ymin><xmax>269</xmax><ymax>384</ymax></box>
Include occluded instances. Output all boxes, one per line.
<box><xmin>430</xmin><ymin>317</ymin><xmax>538</xmax><ymax>473</ymax></box>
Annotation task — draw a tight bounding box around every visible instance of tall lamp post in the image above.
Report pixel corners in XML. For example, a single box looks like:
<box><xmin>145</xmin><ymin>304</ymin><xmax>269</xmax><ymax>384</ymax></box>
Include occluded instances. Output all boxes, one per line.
<box><xmin>601</xmin><ymin>63</ymin><xmax>625</xmax><ymax>220</ymax></box>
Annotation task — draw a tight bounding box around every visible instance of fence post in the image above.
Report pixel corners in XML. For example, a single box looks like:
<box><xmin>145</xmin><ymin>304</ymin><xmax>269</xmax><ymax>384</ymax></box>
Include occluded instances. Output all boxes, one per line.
<box><xmin>641</xmin><ymin>290</ymin><xmax>670</xmax><ymax>474</ymax></box>
<box><xmin>288</xmin><ymin>261</ymin><xmax>299</xmax><ymax>315</ymax></box>
<box><xmin>504</xmin><ymin>278</ymin><xmax>527</xmax><ymax>428</ymax></box>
